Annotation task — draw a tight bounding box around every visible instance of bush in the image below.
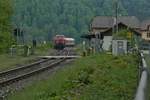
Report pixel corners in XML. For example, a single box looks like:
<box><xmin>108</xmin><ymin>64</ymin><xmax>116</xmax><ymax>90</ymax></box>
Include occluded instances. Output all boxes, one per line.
<box><xmin>0</xmin><ymin>31</ymin><xmax>13</xmax><ymax>53</ymax></box>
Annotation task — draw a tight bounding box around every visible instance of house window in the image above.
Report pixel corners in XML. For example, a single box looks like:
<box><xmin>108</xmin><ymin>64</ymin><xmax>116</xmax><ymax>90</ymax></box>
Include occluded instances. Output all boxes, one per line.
<box><xmin>147</xmin><ymin>32</ymin><xmax>150</xmax><ymax>38</ymax></box>
<box><xmin>147</xmin><ymin>25</ymin><xmax>150</xmax><ymax>38</ymax></box>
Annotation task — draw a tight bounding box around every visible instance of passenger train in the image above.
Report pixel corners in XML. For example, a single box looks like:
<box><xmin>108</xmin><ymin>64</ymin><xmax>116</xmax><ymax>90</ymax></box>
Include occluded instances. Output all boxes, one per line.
<box><xmin>53</xmin><ymin>35</ymin><xmax>75</xmax><ymax>50</ymax></box>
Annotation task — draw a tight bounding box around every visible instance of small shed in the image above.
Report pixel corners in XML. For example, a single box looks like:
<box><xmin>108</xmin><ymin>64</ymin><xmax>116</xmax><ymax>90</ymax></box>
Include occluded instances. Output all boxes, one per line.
<box><xmin>112</xmin><ymin>39</ymin><xmax>128</xmax><ymax>55</ymax></box>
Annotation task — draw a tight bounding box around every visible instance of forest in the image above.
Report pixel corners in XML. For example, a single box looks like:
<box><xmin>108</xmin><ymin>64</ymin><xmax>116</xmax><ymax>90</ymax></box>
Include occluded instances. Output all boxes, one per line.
<box><xmin>0</xmin><ymin>0</ymin><xmax>150</xmax><ymax>51</ymax></box>
<box><xmin>12</xmin><ymin>0</ymin><xmax>150</xmax><ymax>42</ymax></box>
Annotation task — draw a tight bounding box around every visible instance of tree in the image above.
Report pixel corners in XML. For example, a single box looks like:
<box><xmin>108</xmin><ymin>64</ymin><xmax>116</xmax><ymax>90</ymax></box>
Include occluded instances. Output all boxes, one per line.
<box><xmin>0</xmin><ymin>0</ymin><xmax>13</xmax><ymax>52</ymax></box>
<box><xmin>12</xmin><ymin>0</ymin><xmax>128</xmax><ymax>42</ymax></box>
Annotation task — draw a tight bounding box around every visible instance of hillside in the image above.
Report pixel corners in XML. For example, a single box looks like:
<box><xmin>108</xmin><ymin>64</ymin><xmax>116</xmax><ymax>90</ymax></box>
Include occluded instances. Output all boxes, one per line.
<box><xmin>12</xmin><ymin>0</ymin><xmax>150</xmax><ymax>41</ymax></box>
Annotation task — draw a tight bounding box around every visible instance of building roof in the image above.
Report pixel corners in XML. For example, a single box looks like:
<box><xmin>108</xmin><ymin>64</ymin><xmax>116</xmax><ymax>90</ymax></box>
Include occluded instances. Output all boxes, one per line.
<box><xmin>102</xmin><ymin>22</ymin><xmax>141</xmax><ymax>35</ymax></box>
<box><xmin>81</xmin><ymin>22</ymin><xmax>141</xmax><ymax>39</ymax></box>
<box><xmin>91</xmin><ymin>16</ymin><xmax>140</xmax><ymax>29</ymax></box>
<box><xmin>91</xmin><ymin>16</ymin><xmax>114</xmax><ymax>28</ymax></box>
<box><xmin>141</xmin><ymin>20</ymin><xmax>150</xmax><ymax>30</ymax></box>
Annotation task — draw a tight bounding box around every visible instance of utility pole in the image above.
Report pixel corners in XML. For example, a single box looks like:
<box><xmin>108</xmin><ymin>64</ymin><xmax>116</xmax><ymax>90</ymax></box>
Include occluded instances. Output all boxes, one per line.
<box><xmin>115</xmin><ymin>0</ymin><xmax>119</xmax><ymax>33</ymax></box>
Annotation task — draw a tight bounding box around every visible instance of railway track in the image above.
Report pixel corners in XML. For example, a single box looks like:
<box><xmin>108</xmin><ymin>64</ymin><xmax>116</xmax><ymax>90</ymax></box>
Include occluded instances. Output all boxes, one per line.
<box><xmin>0</xmin><ymin>48</ymin><xmax>73</xmax><ymax>88</ymax></box>
<box><xmin>0</xmin><ymin>58</ymin><xmax>66</xmax><ymax>87</ymax></box>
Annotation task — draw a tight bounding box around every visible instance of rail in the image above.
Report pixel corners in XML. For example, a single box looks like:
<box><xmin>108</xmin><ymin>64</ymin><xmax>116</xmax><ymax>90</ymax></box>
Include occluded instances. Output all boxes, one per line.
<box><xmin>0</xmin><ymin>59</ymin><xmax>49</xmax><ymax>76</ymax></box>
<box><xmin>135</xmin><ymin>52</ymin><xmax>149</xmax><ymax>100</ymax></box>
<box><xmin>0</xmin><ymin>49</ymin><xmax>70</xmax><ymax>77</ymax></box>
<box><xmin>0</xmin><ymin>59</ymin><xmax>65</xmax><ymax>87</ymax></box>
<box><xmin>0</xmin><ymin>48</ymin><xmax>74</xmax><ymax>87</ymax></box>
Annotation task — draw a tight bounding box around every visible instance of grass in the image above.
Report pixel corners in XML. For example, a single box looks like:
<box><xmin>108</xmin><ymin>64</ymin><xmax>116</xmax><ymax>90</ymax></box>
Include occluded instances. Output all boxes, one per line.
<box><xmin>8</xmin><ymin>53</ymin><xmax>139</xmax><ymax>100</ymax></box>
<box><xmin>35</xmin><ymin>43</ymin><xmax>53</xmax><ymax>55</ymax></box>
<box><xmin>144</xmin><ymin>55</ymin><xmax>150</xmax><ymax>99</ymax></box>
<box><xmin>0</xmin><ymin>43</ymin><xmax>52</xmax><ymax>71</ymax></box>
<box><xmin>0</xmin><ymin>54</ymin><xmax>37</xmax><ymax>71</ymax></box>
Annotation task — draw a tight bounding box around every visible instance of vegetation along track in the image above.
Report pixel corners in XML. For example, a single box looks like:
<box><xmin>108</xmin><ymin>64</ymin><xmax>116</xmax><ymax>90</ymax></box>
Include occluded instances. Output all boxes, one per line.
<box><xmin>0</xmin><ymin>48</ymin><xmax>74</xmax><ymax>88</ymax></box>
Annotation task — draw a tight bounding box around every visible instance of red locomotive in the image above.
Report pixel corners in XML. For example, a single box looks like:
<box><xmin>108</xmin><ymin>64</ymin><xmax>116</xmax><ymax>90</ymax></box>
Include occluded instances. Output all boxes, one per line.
<box><xmin>53</xmin><ymin>35</ymin><xmax>75</xmax><ymax>50</ymax></box>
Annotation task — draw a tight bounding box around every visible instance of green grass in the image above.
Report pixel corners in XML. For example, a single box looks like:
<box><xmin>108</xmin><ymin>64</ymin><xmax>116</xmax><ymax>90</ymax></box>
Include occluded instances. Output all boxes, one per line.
<box><xmin>144</xmin><ymin>55</ymin><xmax>150</xmax><ymax>99</ymax></box>
<box><xmin>0</xmin><ymin>54</ymin><xmax>36</xmax><ymax>71</ymax></box>
<box><xmin>0</xmin><ymin>44</ymin><xmax>52</xmax><ymax>71</ymax></box>
<box><xmin>7</xmin><ymin>53</ymin><xmax>139</xmax><ymax>100</ymax></box>
<box><xmin>35</xmin><ymin>43</ymin><xmax>53</xmax><ymax>55</ymax></box>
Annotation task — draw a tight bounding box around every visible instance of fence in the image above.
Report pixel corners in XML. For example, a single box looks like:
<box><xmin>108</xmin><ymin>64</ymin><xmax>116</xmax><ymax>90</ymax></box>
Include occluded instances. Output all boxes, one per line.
<box><xmin>135</xmin><ymin>52</ymin><xmax>149</xmax><ymax>100</ymax></box>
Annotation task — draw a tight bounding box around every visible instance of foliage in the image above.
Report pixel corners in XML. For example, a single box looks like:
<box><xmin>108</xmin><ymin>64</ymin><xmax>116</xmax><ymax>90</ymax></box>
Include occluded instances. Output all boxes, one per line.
<box><xmin>113</xmin><ymin>29</ymin><xmax>132</xmax><ymax>39</ymax></box>
<box><xmin>8</xmin><ymin>53</ymin><xmax>139</xmax><ymax>100</ymax></box>
<box><xmin>12</xmin><ymin>0</ymin><xmax>150</xmax><ymax>42</ymax></box>
<box><xmin>12</xmin><ymin>0</ymin><xmax>128</xmax><ymax>42</ymax></box>
<box><xmin>122</xmin><ymin>0</ymin><xmax>150</xmax><ymax>20</ymax></box>
<box><xmin>0</xmin><ymin>0</ymin><xmax>13</xmax><ymax>53</ymax></box>
<box><xmin>35</xmin><ymin>42</ymin><xmax>53</xmax><ymax>55</ymax></box>
<box><xmin>113</xmin><ymin>29</ymin><xmax>138</xmax><ymax>48</ymax></box>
